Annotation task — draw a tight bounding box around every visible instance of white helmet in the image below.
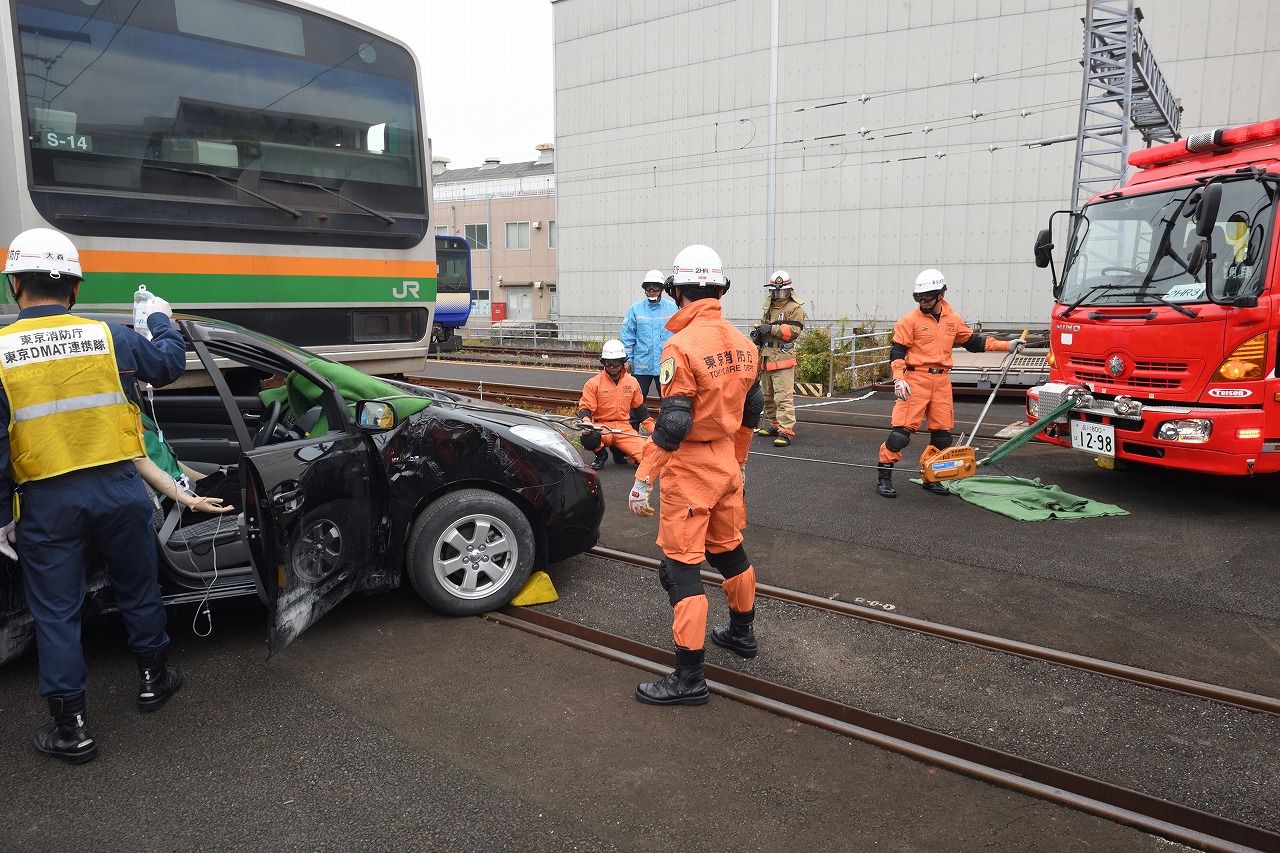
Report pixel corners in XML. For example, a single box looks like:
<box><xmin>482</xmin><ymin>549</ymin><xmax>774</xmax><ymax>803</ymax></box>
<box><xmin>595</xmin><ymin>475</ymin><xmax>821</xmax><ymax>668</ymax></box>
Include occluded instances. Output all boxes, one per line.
<box><xmin>5</xmin><ymin>228</ymin><xmax>83</xmax><ymax>280</ymax></box>
<box><xmin>642</xmin><ymin>269</ymin><xmax>665</xmax><ymax>286</ymax></box>
<box><xmin>766</xmin><ymin>270</ymin><xmax>791</xmax><ymax>290</ymax></box>
<box><xmin>913</xmin><ymin>268</ymin><xmax>947</xmax><ymax>295</ymax></box>
<box><xmin>601</xmin><ymin>339</ymin><xmax>627</xmax><ymax>361</ymax></box>
<box><xmin>669</xmin><ymin>244</ymin><xmax>729</xmax><ymax>292</ymax></box>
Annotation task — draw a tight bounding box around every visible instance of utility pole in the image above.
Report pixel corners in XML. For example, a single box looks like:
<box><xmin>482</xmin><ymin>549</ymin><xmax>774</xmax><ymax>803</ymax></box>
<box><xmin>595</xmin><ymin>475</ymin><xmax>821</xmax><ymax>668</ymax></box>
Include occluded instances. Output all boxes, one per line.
<box><xmin>1071</xmin><ymin>0</ymin><xmax>1182</xmax><ymax>210</ymax></box>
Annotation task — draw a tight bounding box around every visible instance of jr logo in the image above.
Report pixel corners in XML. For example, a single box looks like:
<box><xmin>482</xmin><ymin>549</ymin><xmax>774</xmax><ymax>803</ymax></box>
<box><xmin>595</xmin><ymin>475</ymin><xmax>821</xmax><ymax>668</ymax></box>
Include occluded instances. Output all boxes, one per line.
<box><xmin>392</xmin><ymin>280</ymin><xmax>420</xmax><ymax>299</ymax></box>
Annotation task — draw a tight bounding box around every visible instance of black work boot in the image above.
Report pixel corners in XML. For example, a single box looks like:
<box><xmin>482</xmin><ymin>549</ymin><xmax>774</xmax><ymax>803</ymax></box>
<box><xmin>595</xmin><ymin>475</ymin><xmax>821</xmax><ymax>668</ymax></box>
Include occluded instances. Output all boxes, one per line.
<box><xmin>612</xmin><ymin>448</ymin><xmax>628</xmax><ymax>465</ymax></box>
<box><xmin>711</xmin><ymin>608</ymin><xmax>758</xmax><ymax>659</ymax></box>
<box><xmin>921</xmin><ymin>480</ymin><xmax>952</xmax><ymax>496</ymax></box>
<box><xmin>588</xmin><ymin>449</ymin><xmax>609</xmax><ymax>470</ymax></box>
<box><xmin>137</xmin><ymin>649</ymin><xmax>183</xmax><ymax>712</ymax></box>
<box><xmin>34</xmin><ymin>694</ymin><xmax>97</xmax><ymax>765</ymax></box>
<box><xmin>635</xmin><ymin>647</ymin><xmax>710</xmax><ymax>706</ymax></box>
<box><xmin>876</xmin><ymin>463</ymin><xmax>897</xmax><ymax>498</ymax></box>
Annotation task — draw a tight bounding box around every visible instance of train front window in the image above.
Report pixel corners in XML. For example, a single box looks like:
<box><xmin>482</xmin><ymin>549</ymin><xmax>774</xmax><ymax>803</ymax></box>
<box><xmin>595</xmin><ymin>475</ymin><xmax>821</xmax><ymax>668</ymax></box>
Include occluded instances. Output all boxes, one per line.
<box><xmin>15</xmin><ymin>0</ymin><xmax>426</xmax><ymax>245</ymax></box>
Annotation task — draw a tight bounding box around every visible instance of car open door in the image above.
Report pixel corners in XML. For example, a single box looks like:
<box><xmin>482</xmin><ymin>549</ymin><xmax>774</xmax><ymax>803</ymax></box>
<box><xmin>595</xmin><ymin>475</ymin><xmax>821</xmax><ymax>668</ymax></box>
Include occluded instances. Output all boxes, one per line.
<box><xmin>186</xmin><ymin>322</ymin><xmax>393</xmax><ymax>656</ymax></box>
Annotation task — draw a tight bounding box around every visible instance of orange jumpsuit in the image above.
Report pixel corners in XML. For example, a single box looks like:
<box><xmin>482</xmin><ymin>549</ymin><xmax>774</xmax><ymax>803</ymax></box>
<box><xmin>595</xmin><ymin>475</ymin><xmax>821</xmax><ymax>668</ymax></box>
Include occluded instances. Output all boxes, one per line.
<box><xmin>878</xmin><ymin>298</ymin><xmax>1012</xmax><ymax>465</ymax></box>
<box><xmin>578</xmin><ymin>369</ymin><xmax>651</xmax><ymax>462</ymax></box>
<box><xmin>636</xmin><ymin>298</ymin><xmax>758</xmax><ymax>650</ymax></box>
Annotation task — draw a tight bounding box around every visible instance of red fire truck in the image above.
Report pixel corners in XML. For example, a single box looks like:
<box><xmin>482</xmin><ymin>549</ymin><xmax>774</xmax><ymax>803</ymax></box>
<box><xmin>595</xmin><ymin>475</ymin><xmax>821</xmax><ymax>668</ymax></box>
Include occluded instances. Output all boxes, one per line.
<box><xmin>1028</xmin><ymin>118</ymin><xmax>1279</xmax><ymax>475</ymax></box>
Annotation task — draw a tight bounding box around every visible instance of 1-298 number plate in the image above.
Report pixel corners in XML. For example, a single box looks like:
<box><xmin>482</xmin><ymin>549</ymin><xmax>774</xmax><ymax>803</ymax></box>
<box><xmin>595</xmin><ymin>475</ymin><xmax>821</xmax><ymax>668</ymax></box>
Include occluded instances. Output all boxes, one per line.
<box><xmin>1070</xmin><ymin>420</ymin><xmax>1115</xmax><ymax>457</ymax></box>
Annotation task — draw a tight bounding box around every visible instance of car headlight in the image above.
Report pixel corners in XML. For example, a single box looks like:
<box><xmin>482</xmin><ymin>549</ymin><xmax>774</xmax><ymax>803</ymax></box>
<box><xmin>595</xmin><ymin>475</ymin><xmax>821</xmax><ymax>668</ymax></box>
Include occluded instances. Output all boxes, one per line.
<box><xmin>511</xmin><ymin>424</ymin><xmax>584</xmax><ymax>467</ymax></box>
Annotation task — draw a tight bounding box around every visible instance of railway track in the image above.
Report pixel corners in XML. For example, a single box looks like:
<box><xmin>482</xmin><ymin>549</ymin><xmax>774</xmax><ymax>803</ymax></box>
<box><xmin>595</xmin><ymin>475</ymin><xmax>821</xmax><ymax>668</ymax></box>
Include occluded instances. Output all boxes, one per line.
<box><xmin>488</xmin><ymin>545</ymin><xmax>1280</xmax><ymax>853</ymax></box>
<box><xmin>403</xmin><ymin>375</ymin><xmax>1023</xmax><ymax>440</ymax></box>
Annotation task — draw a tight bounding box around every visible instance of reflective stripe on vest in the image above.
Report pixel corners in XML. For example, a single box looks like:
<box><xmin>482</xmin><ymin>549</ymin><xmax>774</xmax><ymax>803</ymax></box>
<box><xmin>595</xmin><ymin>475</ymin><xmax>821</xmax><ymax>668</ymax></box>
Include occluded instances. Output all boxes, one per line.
<box><xmin>0</xmin><ymin>315</ymin><xmax>145</xmax><ymax>483</ymax></box>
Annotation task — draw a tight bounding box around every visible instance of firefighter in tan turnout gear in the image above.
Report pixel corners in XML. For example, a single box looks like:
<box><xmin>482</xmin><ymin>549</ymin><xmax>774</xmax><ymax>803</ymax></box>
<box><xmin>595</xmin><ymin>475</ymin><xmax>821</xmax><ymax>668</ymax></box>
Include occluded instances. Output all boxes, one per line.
<box><xmin>627</xmin><ymin>244</ymin><xmax>765</xmax><ymax>706</ymax></box>
<box><xmin>876</xmin><ymin>269</ymin><xmax>1024</xmax><ymax>498</ymax></box>
<box><xmin>752</xmin><ymin>270</ymin><xmax>805</xmax><ymax>446</ymax></box>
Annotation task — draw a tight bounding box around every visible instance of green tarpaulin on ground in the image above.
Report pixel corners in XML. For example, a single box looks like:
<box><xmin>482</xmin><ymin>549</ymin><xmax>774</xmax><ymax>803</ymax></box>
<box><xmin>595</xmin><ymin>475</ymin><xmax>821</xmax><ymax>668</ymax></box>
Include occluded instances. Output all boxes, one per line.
<box><xmin>914</xmin><ymin>475</ymin><xmax>1129</xmax><ymax>522</ymax></box>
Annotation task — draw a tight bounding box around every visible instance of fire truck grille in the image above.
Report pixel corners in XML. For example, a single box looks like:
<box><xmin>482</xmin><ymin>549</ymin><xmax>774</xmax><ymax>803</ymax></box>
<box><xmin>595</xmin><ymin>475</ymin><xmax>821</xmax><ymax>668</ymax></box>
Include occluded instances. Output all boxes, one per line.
<box><xmin>1067</xmin><ymin>357</ymin><xmax>1189</xmax><ymax>390</ymax></box>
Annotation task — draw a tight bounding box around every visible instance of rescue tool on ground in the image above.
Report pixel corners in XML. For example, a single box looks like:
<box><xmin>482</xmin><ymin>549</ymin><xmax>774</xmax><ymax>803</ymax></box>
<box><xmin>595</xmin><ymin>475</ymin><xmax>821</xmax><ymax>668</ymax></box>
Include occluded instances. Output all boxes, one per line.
<box><xmin>920</xmin><ymin>330</ymin><xmax>1029</xmax><ymax>486</ymax></box>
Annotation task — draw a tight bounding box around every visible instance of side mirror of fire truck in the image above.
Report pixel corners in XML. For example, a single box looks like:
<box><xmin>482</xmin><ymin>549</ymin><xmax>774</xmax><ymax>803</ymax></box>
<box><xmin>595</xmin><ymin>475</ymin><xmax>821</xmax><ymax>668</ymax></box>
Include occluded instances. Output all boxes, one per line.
<box><xmin>1033</xmin><ymin>229</ymin><xmax>1054</xmax><ymax>269</ymax></box>
<box><xmin>1195</xmin><ymin>183</ymin><xmax>1222</xmax><ymax>238</ymax></box>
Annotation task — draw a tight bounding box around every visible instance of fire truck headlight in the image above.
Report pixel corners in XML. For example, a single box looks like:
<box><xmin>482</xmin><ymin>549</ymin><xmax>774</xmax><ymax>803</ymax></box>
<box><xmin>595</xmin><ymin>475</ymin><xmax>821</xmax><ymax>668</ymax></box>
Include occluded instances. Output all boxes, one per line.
<box><xmin>1156</xmin><ymin>419</ymin><xmax>1212</xmax><ymax>443</ymax></box>
<box><xmin>1027</xmin><ymin>395</ymin><xmax>1039</xmax><ymax>419</ymax></box>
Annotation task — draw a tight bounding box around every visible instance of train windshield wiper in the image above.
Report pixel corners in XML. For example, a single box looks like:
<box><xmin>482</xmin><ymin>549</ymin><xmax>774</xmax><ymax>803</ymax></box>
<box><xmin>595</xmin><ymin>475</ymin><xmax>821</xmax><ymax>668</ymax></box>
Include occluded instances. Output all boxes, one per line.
<box><xmin>260</xmin><ymin>176</ymin><xmax>396</xmax><ymax>224</ymax></box>
<box><xmin>142</xmin><ymin>164</ymin><xmax>301</xmax><ymax>218</ymax></box>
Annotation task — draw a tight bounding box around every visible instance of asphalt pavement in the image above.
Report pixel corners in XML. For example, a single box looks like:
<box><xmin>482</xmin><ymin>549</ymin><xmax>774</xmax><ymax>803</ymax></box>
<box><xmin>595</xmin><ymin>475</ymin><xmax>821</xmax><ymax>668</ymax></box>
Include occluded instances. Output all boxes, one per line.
<box><xmin>2</xmin><ymin>360</ymin><xmax>1277</xmax><ymax>851</ymax></box>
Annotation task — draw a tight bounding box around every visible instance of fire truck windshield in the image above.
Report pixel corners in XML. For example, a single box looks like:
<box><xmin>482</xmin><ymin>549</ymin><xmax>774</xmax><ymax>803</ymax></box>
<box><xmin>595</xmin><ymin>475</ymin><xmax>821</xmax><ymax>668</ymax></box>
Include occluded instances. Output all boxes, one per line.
<box><xmin>1060</xmin><ymin>179</ymin><xmax>1274</xmax><ymax>309</ymax></box>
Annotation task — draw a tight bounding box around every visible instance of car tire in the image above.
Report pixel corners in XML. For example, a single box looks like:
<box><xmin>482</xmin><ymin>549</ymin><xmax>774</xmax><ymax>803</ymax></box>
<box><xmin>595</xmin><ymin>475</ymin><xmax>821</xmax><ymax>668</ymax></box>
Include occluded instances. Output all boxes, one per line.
<box><xmin>406</xmin><ymin>489</ymin><xmax>536</xmax><ymax>616</ymax></box>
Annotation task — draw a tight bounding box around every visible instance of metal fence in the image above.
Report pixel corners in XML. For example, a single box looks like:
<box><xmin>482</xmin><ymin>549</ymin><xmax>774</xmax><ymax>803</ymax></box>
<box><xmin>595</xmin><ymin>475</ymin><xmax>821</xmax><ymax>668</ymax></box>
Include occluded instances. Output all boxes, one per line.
<box><xmin>828</xmin><ymin>329</ymin><xmax>892</xmax><ymax>396</ymax></box>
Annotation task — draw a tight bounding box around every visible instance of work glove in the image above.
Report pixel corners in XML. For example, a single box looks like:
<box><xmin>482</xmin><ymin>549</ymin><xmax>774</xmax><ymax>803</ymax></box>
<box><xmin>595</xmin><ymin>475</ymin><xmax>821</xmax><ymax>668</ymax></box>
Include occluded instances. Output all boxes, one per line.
<box><xmin>1008</xmin><ymin>338</ymin><xmax>1026</xmax><ymax>354</ymax></box>
<box><xmin>749</xmin><ymin>325</ymin><xmax>766</xmax><ymax>346</ymax></box>
<box><xmin>580</xmin><ymin>427</ymin><xmax>603</xmax><ymax>452</ymax></box>
<box><xmin>148</xmin><ymin>295</ymin><xmax>173</xmax><ymax>318</ymax></box>
<box><xmin>893</xmin><ymin>378</ymin><xmax>912</xmax><ymax>400</ymax></box>
<box><xmin>0</xmin><ymin>520</ymin><xmax>16</xmax><ymax>562</ymax></box>
<box><xmin>627</xmin><ymin>479</ymin><xmax>654</xmax><ymax>518</ymax></box>
<box><xmin>740</xmin><ymin>464</ymin><xmax>747</xmax><ymax>491</ymax></box>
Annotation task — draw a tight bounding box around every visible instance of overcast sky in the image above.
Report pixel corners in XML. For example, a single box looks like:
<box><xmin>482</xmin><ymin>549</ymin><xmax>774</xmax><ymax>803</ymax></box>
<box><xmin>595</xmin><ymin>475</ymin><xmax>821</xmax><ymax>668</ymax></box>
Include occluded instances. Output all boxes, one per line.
<box><xmin>308</xmin><ymin>0</ymin><xmax>555</xmax><ymax>168</ymax></box>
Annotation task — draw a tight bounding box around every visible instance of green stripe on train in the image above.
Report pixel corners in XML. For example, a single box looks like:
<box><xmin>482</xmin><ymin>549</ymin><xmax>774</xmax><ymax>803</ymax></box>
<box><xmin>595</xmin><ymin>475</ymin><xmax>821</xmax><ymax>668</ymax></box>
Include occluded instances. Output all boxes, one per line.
<box><xmin>78</xmin><ymin>274</ymin><xmax>438</xmax><ymax>305</ymax></box>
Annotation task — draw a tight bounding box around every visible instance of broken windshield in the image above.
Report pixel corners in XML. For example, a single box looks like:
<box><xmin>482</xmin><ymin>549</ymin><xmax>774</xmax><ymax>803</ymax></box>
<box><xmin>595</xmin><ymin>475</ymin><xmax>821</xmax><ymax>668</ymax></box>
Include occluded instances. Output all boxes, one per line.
<box><xmin>1059</xmin><ymin>178</ymin><xmax>1275</xmax><ymax>309</ymax></box>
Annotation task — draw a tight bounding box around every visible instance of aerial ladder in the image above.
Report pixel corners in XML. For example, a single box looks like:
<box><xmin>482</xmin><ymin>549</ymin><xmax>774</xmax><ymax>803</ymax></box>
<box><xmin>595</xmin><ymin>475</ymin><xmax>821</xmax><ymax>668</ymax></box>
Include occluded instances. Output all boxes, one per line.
<box><xmin>1072</xmin><ymin>0</ymin><xmax>1182</xmax><ymax>210</ymax></box>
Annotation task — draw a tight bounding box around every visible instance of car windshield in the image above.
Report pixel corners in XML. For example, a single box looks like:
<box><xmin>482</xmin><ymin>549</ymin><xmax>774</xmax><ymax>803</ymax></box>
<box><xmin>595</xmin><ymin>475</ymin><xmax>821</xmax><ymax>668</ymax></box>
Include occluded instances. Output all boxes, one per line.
<box><xmin>1059</xmin><ymin>178</ymin><xmax>1275</xmax><ymax>308</ymax></box>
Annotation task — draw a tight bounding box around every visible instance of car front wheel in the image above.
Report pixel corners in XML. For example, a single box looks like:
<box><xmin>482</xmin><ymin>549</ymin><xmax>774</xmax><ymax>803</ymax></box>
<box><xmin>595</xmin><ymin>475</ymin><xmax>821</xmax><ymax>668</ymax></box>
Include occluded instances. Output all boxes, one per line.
<box><xmin>405</xmin><ymin>489</ymin><xmax>536</xmax><ymax>615</ymax></box>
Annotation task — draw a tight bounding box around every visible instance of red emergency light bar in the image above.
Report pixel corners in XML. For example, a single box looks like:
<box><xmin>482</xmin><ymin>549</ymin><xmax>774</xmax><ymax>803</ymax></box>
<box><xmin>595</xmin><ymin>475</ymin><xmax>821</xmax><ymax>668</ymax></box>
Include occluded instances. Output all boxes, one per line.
<box><xmin>1128</xmin><ymin>118</ymin><xmax>1280</xmax><ymax>169</ymax></box>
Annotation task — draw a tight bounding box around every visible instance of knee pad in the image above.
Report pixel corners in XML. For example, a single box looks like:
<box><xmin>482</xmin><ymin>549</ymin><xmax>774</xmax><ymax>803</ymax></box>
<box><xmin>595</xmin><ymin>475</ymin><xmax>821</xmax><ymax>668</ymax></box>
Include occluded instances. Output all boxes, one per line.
<box><xmin>706</xmin><ymin>545</ymin><xmax>750</xmax><ymax>579</ymax></box>
<box><xmin>581</xmin><ymin>428</ymin><xmax>602</xmax><ymax>451</ymax></box>
<box><xmin>658</xmin><ymin>557</ymin><xmax>704</xmax><ymax>607</ymax></box>
<box><xmin>929</xmin><ymin>430</ymin><xmax>953</xmax><ymax>450</ymax></box>
<box><xmin>886</xmin><ymin>427</ymin><xmax>912</xmax><ymax>452</ymax></box>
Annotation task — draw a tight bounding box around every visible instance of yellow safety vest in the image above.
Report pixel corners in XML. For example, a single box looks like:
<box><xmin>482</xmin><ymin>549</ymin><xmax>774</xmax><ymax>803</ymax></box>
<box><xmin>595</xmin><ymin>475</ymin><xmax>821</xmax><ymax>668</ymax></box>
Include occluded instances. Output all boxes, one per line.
<box><xmin>0</xmin><ymin>314</ymin><xmax>145</xmax><ymax>484</ymax></box>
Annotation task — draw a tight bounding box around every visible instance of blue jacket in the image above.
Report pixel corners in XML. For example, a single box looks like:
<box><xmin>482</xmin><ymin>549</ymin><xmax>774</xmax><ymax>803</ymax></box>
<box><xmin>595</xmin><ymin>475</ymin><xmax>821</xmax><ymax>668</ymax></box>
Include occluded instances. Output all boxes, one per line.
<box><xmin>620</xmin><ymin>296</ymin><xmax>677</xmax><ymax>376</ymax></box>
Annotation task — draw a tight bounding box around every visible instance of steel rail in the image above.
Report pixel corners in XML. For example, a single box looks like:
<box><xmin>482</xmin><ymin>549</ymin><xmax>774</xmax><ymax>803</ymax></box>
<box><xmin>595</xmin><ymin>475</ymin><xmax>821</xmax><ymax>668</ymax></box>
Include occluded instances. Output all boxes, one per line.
<box><xmin>490</xmin><ymin>605</ymin><xmax>1279</xmax><ymax>853</ymax></box>
<box><xmin>404</xmin><ymin>376</ymin><xmax>1021</xmax><ymax>438</ymax></box>
<box><xmin>588</xmin><ymin>545</ymin><xmax>1280</xmax><ymax>718</ymax></box>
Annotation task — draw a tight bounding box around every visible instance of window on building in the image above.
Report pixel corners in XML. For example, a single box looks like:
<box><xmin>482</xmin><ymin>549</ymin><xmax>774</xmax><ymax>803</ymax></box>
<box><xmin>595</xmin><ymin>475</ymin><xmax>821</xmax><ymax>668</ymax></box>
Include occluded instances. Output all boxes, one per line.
<box><xmin>434</xmin><ymin>225</ymin><xmax>449</xmax><ymax>236</ymax></box>
<box><xmin>506</xmin><ymin>221</ymin><xmax>530</xmax><ymax>250</ymax></box>
<box><xmin>548</xmin><ymin>220</ymin><xmax>557</xmax><ymax>249</ymax></box>
<box><xmin>464</xmin><ymin>223</ymin><xmax>488</xmax><ymax>250</ymax></box>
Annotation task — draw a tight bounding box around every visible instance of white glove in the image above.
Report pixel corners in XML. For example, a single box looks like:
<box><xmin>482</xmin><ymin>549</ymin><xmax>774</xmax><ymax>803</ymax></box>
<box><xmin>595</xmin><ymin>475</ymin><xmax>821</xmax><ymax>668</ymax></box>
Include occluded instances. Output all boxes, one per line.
<box><xmin>0</xmin><ymin>520</ymin><xmax>16</xmax><ymax>562</ymax></box>
<box><xmin>893</xmin><ymin>378</ymin><xmax>912</xmax><ymax>400</ymax></box>
<box><xmin>1009</xmin><ymin>338</ymin><xmax>1026</xmax><ymax>353</ymax></box>
<box><xmin>628</xmin><ymin>479</ymin><xmax>654</xmax><ymax>518</ymax></box>
<box><xmin>146</xmin><ymin>296</ymin><xmax>173</xmax><ymax>319</ymax></box>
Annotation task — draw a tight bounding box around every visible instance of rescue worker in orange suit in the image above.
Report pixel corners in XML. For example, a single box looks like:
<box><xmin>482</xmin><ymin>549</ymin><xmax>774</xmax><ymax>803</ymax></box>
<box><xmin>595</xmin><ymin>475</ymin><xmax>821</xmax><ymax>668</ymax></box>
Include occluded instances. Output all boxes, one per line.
<box><xmin>876</xmin><ymin>269</ymin><xmax>1024</xmax><ymax>498</ymax></box>
<box><xmin>578</xmin><ymin>339</ymin><xmax>654</xmax><ymax>469</ymax></box>
<box><xmin>752</xmin><ymin>270</ymin><xmax>806</xmax><ymax>447</ymax></box>
<box><xmin>0</xmin><ymin>228</ymin><xmax>187</xmax><ymax>764</ymax></box>
<box><xmin>627</xmin><ymin>244</ymin><xmax>765</xmax><ymax>706</ymax></box>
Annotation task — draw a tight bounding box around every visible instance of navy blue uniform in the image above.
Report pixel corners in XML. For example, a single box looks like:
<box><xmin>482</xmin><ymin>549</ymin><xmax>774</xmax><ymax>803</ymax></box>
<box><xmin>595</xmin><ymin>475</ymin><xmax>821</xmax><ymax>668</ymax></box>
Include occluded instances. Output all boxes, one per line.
<box><xmin>0</xmin><ymin>307</ymin><xmax>186</xmax><ymax>698</ymax></box>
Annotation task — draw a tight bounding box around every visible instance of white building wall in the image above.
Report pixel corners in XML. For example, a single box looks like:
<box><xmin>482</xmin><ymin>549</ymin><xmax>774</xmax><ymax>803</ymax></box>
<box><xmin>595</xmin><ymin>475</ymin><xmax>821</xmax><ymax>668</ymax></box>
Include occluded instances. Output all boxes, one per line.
<box><xmin>552</xmin><ymin>0</ymin><xmax>1280</xmax><ymax>329</ymax></box>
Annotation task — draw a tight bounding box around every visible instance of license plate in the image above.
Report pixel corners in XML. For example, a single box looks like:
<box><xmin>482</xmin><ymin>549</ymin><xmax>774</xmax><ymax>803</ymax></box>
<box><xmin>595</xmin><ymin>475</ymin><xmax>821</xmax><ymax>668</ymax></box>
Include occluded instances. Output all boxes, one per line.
<box><xmin>1070</xmin><ymin>420</ymin><xmax>1116</xmax><ymax>457</ymax></box>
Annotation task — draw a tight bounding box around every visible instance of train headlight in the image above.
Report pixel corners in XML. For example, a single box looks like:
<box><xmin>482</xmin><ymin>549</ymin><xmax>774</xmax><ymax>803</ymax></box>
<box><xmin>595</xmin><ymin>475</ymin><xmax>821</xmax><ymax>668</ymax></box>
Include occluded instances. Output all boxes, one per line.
<box><xmin>1155</xmin><ymin>419</ymin><xmax>1212</xmax><ymax>443</ymax></box>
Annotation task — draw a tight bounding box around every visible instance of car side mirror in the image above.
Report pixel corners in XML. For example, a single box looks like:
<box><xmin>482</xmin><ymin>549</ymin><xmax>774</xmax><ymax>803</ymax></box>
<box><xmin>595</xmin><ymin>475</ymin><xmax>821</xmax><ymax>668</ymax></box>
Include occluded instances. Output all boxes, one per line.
<box><xmin>356</xmin><ymin>400</ymin><xmax>398</xmax><ymax>430</ymax></box>
<box><xmin>1033</xmin><ymin>229</ymin><xmax>1054</xmax><ymax>269</ymax></box>
<box><xmin>1195</xmin><ymin>183</ymin><xmax>1222</xmax><ymax>238</ymax></box>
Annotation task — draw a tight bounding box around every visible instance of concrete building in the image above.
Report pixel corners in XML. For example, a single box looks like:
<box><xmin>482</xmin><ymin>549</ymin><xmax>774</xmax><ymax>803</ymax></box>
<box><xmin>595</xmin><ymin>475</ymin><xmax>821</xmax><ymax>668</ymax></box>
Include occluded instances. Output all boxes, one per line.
<box><xmin>431</xmin><ymin>144</ymin><xmax>558</xmax><ymax>325</ymax></box>
<box><xmin>551</xmin><ymin>0</ymin><xmax>1280</xmax><ymax>330</ymax></box>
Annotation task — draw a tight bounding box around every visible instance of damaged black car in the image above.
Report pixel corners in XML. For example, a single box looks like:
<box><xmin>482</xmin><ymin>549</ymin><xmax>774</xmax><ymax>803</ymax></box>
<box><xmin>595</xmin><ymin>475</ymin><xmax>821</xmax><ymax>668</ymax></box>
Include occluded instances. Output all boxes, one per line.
<box><xmin>0</xmin><ymin>313</ymin><xmax>604</xmax><ymax>663</ymax></box>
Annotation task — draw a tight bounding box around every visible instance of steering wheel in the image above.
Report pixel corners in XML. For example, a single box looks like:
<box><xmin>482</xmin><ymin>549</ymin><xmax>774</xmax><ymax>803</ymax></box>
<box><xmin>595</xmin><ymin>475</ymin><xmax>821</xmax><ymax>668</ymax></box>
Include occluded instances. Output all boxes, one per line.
<box><xmin>253</xmin><ymin>400</ymin><xmax>283</xmax><ymax>448</ymax></box>
<box><xmin>1100</xmin><ymin>266</ymin><xmax>1140</xmax><ymax>276</ymax></box>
